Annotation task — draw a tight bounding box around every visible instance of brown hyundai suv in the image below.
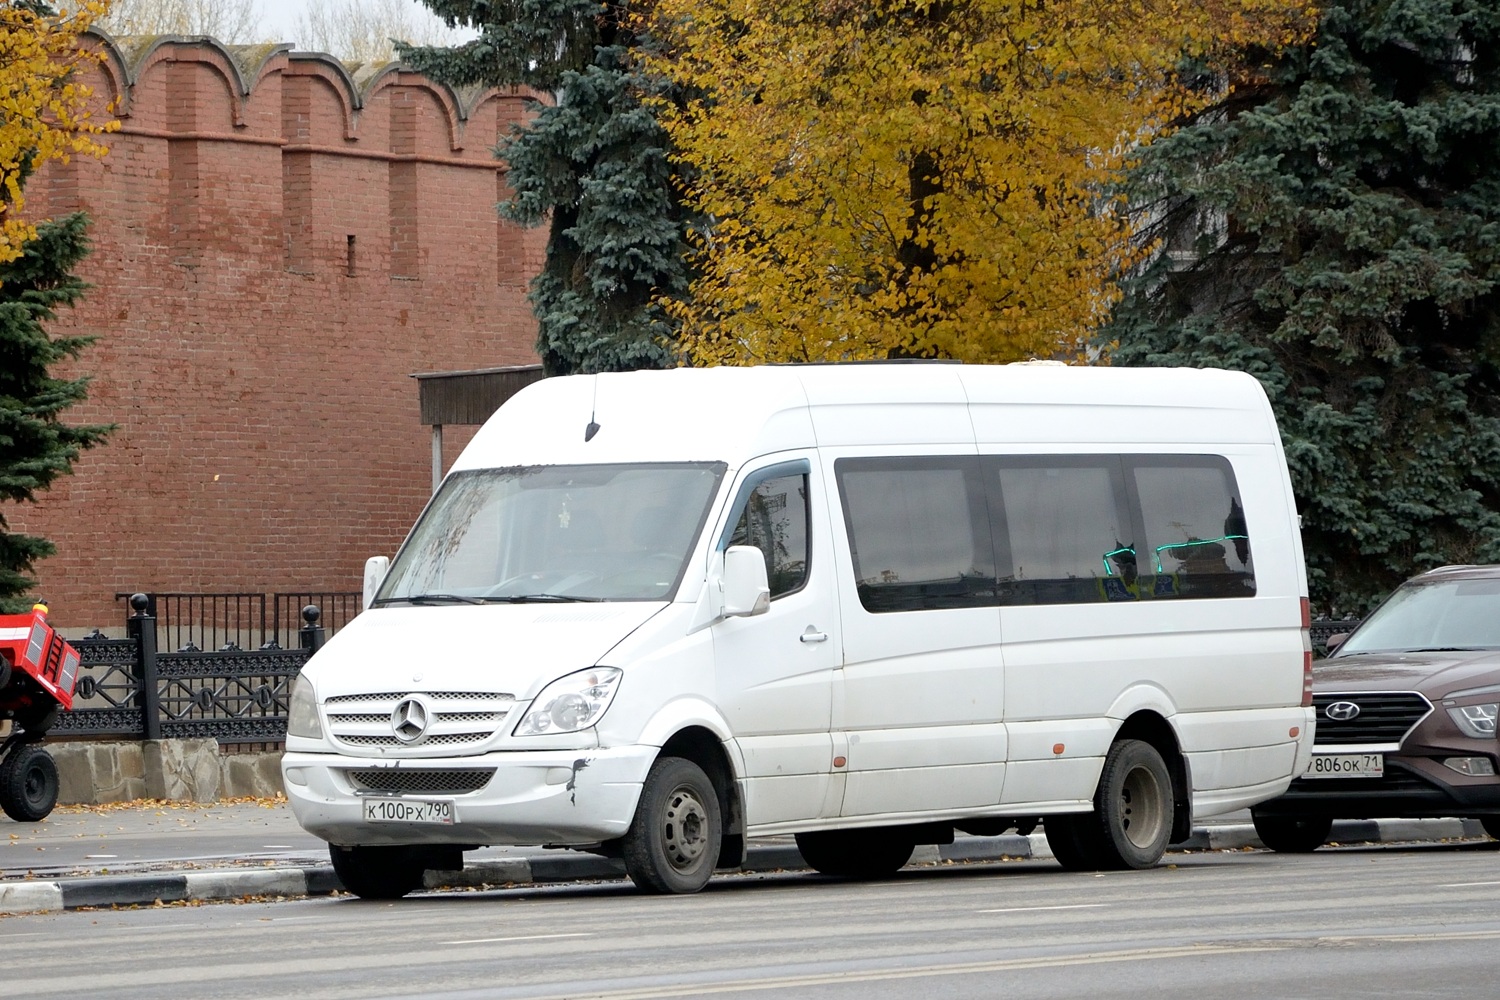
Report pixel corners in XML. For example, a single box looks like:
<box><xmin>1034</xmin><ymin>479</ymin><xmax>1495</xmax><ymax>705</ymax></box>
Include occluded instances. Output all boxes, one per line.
<box><xmin>1252</xmin><ymin>565</ymin><xmax>1500</xmax><ymax>851</ymax></box>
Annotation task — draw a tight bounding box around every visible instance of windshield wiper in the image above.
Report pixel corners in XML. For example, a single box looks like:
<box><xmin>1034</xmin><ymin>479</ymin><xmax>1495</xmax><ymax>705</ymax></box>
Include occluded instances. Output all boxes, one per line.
<box><xmin>496</xmin><ymin>593</ymin><xmax>605</xmax><ymax>603</ymax></box>
<box><xmin>372</xmin><ymin>593</ymin><xmax>486</xmax><ymax>606</ymax></box>
<box><xmin>1406</xmin><ymin>646</ymin><xmax>1486</xmax><ymax>653</ymax></box>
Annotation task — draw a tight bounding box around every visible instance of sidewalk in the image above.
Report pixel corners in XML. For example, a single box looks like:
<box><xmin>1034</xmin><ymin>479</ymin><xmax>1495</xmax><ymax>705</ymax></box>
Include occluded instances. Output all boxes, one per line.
<box><xmin>1</xmin><ymin>800</ymin><xmax>1489</xmax><ymax>915</ymax></box>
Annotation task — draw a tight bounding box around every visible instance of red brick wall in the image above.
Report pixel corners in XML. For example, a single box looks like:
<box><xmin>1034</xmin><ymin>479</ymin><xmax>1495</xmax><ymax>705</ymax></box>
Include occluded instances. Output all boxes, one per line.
<box><xmin>10</xmin><ymin>37</ymin><xmax>547</xmax><ymax>630</ymax></box>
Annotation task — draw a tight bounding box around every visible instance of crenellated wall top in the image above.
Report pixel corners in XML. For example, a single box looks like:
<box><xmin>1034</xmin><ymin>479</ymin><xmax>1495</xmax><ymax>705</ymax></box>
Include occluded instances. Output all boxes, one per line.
<box><xmin>86</xmin><ymin>30</ymin><xmax>542</xmax><ymax>148</ymax></box>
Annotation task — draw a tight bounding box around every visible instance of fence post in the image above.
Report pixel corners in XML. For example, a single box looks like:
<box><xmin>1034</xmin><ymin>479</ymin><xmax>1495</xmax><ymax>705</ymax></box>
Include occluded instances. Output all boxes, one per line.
<box><xmin>126</xmin><ymin>592</ymin><xmax>162</xmax><ymax>741</ymax></box>
<box><xmin>299</xmin><ymin>605</ymin><xmax>326</xmax><ymax>653</ymax></box>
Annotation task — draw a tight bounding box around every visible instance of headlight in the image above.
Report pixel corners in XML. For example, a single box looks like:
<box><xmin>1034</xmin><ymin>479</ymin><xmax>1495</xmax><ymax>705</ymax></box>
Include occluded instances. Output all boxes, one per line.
<box><xmin>1448</xmin><ymin>703</ymin><xmax>1498</xmax><ymax>739</ymax></box>
<box><xmin>514</xmin><ymin>667</ymin><xmax>622</xmax><ymax>737</ymax></box>
<box><xmin>287</xmin><ymin>673</ymin><xmax>324</xmax><ymax>739</ymax></box>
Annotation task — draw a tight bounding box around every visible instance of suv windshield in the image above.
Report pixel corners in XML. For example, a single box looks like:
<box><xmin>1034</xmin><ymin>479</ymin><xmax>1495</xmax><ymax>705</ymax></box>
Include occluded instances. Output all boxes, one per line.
<box><xmin>375</xmin><ymin>463</ymin><xmax>727</xmax><ymax>604</ymax></box>
<box><xmin>1336</xmin><ymin>577</ymin><xmax>1500</xmax><ymax>655</ymax></box>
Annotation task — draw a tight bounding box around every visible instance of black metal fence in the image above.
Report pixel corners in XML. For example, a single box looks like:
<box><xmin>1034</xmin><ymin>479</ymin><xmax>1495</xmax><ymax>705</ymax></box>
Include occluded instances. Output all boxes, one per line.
<box><xmin>1311</xmin><ymin>618</ymin><xmax>1362</xmax><ymax>655</ymax></box>
<box><xmin>112</xmin><ymin>590</ymin><xmax>360</xmax><ymax>654</ymax></box>
<box><xmin>51</xmin><ymin>598</ymin><xmax>326</xmax><ymax>743</ymax></box>
<box><xmin>46</xmin><ymin>604</ymin><xmax>1362</xmax><ymax>745</ymax></box>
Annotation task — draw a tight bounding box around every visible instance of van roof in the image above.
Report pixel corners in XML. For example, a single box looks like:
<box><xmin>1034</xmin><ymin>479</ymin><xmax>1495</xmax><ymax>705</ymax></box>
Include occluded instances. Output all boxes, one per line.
<box><xmin>451</xmin><ymin>363</ymin><xmax>1279</xmax><ymax>473</ymax></box>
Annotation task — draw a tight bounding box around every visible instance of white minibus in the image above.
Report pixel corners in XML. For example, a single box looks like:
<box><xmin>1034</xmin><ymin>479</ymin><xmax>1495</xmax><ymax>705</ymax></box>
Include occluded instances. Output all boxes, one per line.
<box><xmin>282</xmin><ymin>362</ymin><xmax>1316</xmax><ymax>896</ymax></box>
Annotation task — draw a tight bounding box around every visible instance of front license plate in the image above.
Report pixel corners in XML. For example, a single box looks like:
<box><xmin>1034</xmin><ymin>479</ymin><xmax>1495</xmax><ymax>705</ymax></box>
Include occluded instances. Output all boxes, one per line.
<box><xmin>362</xmin><ymin>797</ymin><xmax>455</xmax><ymax>824</ymax></box>
<box><xmin>1303</xmin><ymin>753</ymin><xmax>1384</xmax><ymax>779</ymax></box>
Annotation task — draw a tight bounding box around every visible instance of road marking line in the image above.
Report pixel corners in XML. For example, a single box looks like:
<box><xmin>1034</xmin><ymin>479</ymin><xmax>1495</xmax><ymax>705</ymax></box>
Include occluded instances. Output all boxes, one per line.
<box><xmin>444</xmin><ymin>932</ymin><xmax>594</xmax><ymax>946</ymax></box>
<box><xmin>516</xmin><ymin>944</ymin><xmax>1283</xmax><ymax>1000</ymax></box>
<box><xmin>976</xmin><ymin>904</ymin><xmax>1108</xmax><ymax>914</ymax></box>
<box><xmin>1440</xmin><ymin>880</ymin><xmax>1500</xmax><ymax>887</ymax></box>
<box><xmin>1320</xmin><ymin>930</ymin><xmax>1500</xmax><ymax>944</ymax></box>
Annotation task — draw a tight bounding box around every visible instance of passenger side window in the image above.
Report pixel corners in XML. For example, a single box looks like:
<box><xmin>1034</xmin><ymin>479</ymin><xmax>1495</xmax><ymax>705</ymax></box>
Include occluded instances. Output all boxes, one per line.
<box><xmin>836</xmin><ymin>458</ymin><xmax>996</xmax><ymax>612</ymax></box>
<box><xmin>1129</xmin><ymin>458</ymin><xmax>1255</xmax><ymax>599</ymax></box>
<box><xmin>727</xmin><ymin>473</ymin><xmax>809</xmax><ymax>599</ymax></box>
<box><xmin>991</xmin><ymin>458</ymin><xmax>1135</xmax><ymax>605</ymax></box>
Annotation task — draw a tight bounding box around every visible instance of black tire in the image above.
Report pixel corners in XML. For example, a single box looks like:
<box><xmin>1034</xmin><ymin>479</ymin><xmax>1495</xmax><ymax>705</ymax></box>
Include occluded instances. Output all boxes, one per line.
<box><xmin>1048</xmin><ymin>739</ymin><xmax>1175</xmax><ymax>871</ymax></box>
<box><xmin>1252</xmin><ymin>811</ymin><xmax>1332</xmax><ymax>853</ymax></box>
<box><xmin>795</xmin><ymin>828</ymin><xmax>916</xmax><ymax>879</ymax></box>
<box><xmin>328</xmin><ymin>844</ymin><xmax>427</xmax><ymax>900</ymax></box>
<box><xmin>1043</xmin><ymin>813</ymin><xmax>1107</xmax><ymax>871</ymax></box>
<box><xmin>622</xmin><ymin>756</ymin><xmax>722</xmax><ymax>894</ymax></box>
<box><xmin>0</xmin><ymin>744</ymin><xmax>60</xmax><ymax>822</ymax></box>
<box><xmin>1481</xmin><ymin>816</ymin><xmax>1500</xmax><ymax>841</ymax></box>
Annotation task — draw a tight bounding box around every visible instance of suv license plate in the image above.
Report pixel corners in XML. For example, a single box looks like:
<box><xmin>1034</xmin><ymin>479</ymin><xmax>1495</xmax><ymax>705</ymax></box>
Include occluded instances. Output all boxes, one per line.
<box><xmin>1304</xmin><ymin>753</ymin><xmax>1384</xmax><ymax>779</ymax></box>
<box><xmin>362</xmin><ymin>797</ymin><xmax>455</xmax><ymax>825</ymax></box>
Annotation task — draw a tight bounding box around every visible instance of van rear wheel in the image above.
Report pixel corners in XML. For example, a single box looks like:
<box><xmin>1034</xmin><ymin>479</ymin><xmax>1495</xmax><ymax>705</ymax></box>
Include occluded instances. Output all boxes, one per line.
<box><xmin>622</xmin><ymin>756</ymin><xmax>722</xmax><ymax>894</ymax></box>
<box><xmin>1043</xmin><ymin>813</ymin><xmax>1106</xmax><ymax>871</ymax></box>
<box><xmin>795</xmin><ymin>829</ymin><xmax>915</xmax><ymax>879</ymax></box>
<box><xmin>1251</xmin><ymin>811</ymin><xmax>1331</xmax><ymax>853</ymax></box>
<box><xmin>1048</xmin><ymin>739</ymin><xmax>1174</xmax><ymax>871</ymax></box>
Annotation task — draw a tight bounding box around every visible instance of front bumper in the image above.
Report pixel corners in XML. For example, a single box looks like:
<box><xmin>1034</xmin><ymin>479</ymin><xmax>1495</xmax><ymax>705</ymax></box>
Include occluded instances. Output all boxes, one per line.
<box><xmin>281</xmin><ymin>745</ymin><xmax>658</xmax><ymax>848</ymax></box>
<box><xmin>1254</xmin><ymin>755</ymin><xmax>1500</xmax><ymax>820</ymax></box>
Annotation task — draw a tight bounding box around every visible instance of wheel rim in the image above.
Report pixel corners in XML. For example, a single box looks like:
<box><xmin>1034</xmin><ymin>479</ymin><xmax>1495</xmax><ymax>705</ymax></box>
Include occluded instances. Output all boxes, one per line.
<box><xmin>24</xmin><ymin>762</ymin><xmax>49</xmax><ymax>807</ymax></box>
<box><xmin>1118</xmin><ymin>763</ymin><xmax>1167</xmax><ymax>849</ymax></box>
<box><xmin>660</xmin><ymin>783</ymin><xmax>710</xmax><ymax>873</ymax></box>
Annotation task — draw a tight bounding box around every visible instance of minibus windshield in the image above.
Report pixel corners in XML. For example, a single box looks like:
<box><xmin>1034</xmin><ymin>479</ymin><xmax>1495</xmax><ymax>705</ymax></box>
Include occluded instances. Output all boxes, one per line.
<box><xmin>375</xmin><ymin>463</ymin><xmax>727</xmax><ymax>604</ymax></box>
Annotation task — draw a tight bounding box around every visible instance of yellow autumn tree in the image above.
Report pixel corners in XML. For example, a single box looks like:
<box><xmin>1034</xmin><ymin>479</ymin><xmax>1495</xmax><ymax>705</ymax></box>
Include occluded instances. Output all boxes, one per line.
<box><xmin>649</xmin><ymin>0</ymin><xmax>1313</xmax><ymax>365</ymax></box>
<box><xmin>0</xmin><ymin>1</ymin><xmax>117</xmax><ymax>267</ymax></box>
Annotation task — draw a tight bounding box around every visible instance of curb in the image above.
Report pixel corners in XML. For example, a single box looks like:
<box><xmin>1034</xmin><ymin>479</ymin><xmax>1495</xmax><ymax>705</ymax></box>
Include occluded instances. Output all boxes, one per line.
<box><xmin>2</xmin><ymin>820</ymin><xmax>1489</xmax><ymax>915</ymax></box>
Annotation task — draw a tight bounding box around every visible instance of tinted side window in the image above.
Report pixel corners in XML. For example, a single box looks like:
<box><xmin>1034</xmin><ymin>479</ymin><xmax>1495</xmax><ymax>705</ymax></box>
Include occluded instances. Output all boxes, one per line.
<box><xmin>991</xmin><ymin>458</ymin><xmax>1135</xmax><ymax>605</ymax></box>
<box><xmin>728</xmin><ymin>474</ymin><xmax>809</xmax><ymax>599</ymax></box>
<box><xmin>836</xmin><ymin>457</ymin><xmax>996</xmax><ymax>612</ymax></box>
<box><xmin>1128</xmin><ymin>457</ymin><xmax>1255</xmax><ymax>599</ymax></box>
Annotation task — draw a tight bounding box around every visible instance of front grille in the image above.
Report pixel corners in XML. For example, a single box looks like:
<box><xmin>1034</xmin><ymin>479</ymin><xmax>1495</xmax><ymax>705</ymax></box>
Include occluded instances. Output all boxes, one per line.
<box><xmin>323</xmin><ymin>690</ymin><xmax>516</xmax><ymax>752</ymax></box>
<box><xmin>1313</xmin><ymin>691</ymin><xmax>1432</xmax><ymax>746</ymax></box>
<box><xmin>337</xmin><ymin>732</ymin><xmax>490</xmax><ymax>748</ymax></box>
<box><xmin>1292</xmin><ymin>768</ymin><xmax>1434</xmax><ymax>794</ymax></box>
<box><xmin>347</xmin><ymin>768</ymin><xmax>496</xmax><ymax>794</ymax></box>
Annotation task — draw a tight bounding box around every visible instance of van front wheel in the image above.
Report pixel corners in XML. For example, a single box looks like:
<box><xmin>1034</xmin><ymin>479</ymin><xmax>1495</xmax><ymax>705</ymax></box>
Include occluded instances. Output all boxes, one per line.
<box><xmin>622</xmin><ymin>756</ymin><xmax>722</xmax><ymax>894</ymax></box>
<box><xmin>329</xmin><ymin>844</ymin><xmax>426</xmax><ymax>899</ymax></box>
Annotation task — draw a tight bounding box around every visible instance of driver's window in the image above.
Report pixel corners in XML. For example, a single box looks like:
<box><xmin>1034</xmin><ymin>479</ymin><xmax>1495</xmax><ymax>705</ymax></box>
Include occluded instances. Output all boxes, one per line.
<box><xmin>728</xmin><ymin>473</ymin><xmax>809</xmax><ymax>600</ymax></box>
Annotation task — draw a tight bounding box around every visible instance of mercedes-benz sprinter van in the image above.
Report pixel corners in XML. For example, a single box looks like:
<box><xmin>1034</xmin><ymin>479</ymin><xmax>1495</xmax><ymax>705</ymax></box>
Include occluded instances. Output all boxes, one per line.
<box><xmin>282</xmin><ymin>362</ymin><xmax>1315</xmax><ymax>896</ymax></box>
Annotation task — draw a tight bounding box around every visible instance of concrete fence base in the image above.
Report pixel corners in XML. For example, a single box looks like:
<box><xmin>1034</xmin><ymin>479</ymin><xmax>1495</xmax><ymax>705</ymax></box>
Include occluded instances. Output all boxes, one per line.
<box><xmin>47</xmin><ymin>741</ymin><xmax>284</xmax><ymax>804</ymax></box>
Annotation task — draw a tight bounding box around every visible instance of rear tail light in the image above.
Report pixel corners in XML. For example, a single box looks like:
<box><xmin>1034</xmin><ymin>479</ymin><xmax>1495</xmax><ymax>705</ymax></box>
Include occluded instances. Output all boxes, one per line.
<box><xmin>1300</xmin><ymin>596</ymin><xmax>1313</xmax><ymax>707</ymax></box>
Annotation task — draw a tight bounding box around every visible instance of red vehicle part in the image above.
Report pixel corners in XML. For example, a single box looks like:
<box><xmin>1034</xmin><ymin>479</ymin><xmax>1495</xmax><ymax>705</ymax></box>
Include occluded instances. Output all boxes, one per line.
<box><xmin>0</xmin><ymin>604</ymin><xmax>78</xmax><ymax>822</ymax></box>
<box><xmin>0</xmin><ymin>604</ymin><xmax>81</xmax><ymax>725</ymax></box>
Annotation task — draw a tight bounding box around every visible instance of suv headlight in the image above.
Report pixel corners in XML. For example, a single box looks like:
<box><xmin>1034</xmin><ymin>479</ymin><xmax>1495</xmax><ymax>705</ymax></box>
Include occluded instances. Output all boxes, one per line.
<box><xmin>514</xmin><ymin>667</ymin><xmax>622</xmax><ymax>736</ymax></box>
<box><xmin>287</xmin><ymin>673</ymin><xmax>324</xmax><ymax>739</ymax></box>
<box><xmin>1447</xmin><ymin>703</ymin><xmax>1499</xmax><ymax>739</ymax></box>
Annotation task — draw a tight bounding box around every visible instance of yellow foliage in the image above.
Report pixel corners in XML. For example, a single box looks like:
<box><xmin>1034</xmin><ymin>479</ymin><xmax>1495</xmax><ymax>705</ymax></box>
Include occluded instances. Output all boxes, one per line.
<box><xmin>0</xmin><ymin>1</ymin><xmax>119</xmax><ymax>267</ymax></box>
<box><xmin>648</xmin><ymin>0</ymin><xmax>1314</xmax><ymax>365</ymax></box>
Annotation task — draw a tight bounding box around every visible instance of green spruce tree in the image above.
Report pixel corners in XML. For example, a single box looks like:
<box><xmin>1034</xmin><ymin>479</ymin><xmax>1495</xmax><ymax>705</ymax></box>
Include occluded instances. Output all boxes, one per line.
<box><xmin>0</xmin><ymin>213</ymin><xmax>112</xmax><ymax>612</ymax></box>
<box><xmin>399</xmin><ymin>1</ymin><xmax>685</xmax><ymax>374</ymax></box>
<box><xmin>1104</xmin><ymin>0</ymin><xmax>1500</xmax><ymax>614</ymax></box>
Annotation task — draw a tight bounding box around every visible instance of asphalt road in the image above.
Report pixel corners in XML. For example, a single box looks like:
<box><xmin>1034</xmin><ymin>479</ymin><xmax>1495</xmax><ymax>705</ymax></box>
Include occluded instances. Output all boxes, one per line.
<box><xmin>5</xmin><ymin>839</ymin><xmax>1500</xmax><ymax>1000</ymax></box>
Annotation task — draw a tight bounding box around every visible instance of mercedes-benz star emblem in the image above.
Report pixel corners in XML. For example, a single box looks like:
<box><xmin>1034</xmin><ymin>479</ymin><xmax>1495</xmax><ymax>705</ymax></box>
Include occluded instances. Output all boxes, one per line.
<box><xmin>1325</xmin><ymin>701</ymin><xmax>1361</xmax><ymax>722</ymax></box>
<box><xmin>391</xmin><ymin>696</ymin><xmax>433</xmax><ymax>745</ymax></box>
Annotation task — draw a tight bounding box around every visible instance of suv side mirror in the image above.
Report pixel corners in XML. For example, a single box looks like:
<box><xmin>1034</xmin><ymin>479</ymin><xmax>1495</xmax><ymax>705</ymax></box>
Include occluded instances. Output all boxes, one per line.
<box><xmin>363</xmin><ymin>556</ymin><xmax>390</xmax><ymax>611</ymax></box>
<box><xmin>1325</xmin><ymin>632</ymin><xmax>1349</xmax><ymax>654</ymax></box>
<box><xmin>722</xmin><ymin>545</ymin><xmax>770</xmax><ymax>618</ymax></box>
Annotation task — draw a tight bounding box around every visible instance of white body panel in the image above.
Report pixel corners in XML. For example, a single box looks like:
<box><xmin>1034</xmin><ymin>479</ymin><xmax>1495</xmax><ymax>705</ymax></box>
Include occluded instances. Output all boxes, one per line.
<box><xmin>283</xmin><ymin>364</ymin><xmax>1314</xmax><ymax>852</ymax></box>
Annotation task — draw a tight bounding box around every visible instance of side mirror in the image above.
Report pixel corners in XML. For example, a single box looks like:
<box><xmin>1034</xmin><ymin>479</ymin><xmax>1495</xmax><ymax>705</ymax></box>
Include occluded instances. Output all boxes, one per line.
<box><xmin>363</xmin><ymin>556</ymin><xmax>390</xmax><ymax>611</ymax></box>
<box><xmin>722</xmin><ymin>545</ymin><xmax>770</xmax><ymax>618</ymax></box>
<box><xmin>1324</xmin><ymin>632</ymin><xmax>1349</xmax><ymax>654</ymax></box>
